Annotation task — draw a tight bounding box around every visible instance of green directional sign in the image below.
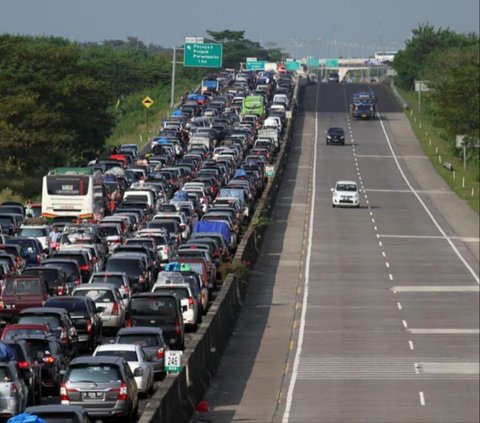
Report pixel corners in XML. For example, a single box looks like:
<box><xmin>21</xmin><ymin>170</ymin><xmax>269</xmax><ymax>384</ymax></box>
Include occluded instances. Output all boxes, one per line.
<box><xmin>184</xmin><ymin>43</ymin><xmax>223</xmax><ymax>68</ymax></box>
<box><xmin>285</xmin><ymin>60</ymin><xmax>301</xmax><ymax>71</ymax></box>
<box><xmin>308</xmin><ymin>58</ymin><xmax>320</xmax><ymax>67</ymax></box>
<box><xmin>325</xmin><ymin>59</ymin><xmax>339</xmax><ymax>67</ymax></box>
<box><xmin>246</xmin><ymin>60</ymin><xmax>266</xmax><ymax>71</ymax></box>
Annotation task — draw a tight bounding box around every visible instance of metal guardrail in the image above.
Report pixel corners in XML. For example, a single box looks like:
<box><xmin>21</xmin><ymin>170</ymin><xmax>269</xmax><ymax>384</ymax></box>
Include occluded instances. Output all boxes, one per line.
<box><xmin>389</xmin><ymin>78</ymin><xmax>409</xmax><ymax>110</ymax></box>
<box><xmin>138</xmin><ymin>76</ymin><xmax>306</xmax><ymax>423</ymax></box>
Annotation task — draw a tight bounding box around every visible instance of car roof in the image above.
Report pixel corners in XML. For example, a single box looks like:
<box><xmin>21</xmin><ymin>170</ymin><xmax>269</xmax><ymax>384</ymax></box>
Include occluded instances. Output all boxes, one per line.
<box><xmin>74</xmin><ymin>283</ymin><xmax>118</xmax><ymax>290</ymax></box>
<box><xmin>19</xmin><ymin>307</ymin><xmax>69</xmax><ymax>315</ymax></box>
<box><xmin>335</xmin><ymin>180</ymin><xmax>357</xmax><ymax>185</ymax></box>
<box><xmin>70</xmin><ymin>355</ymin><xmax>125</xmax><ymax>366</ymax></box>
<box><xmin>96</xmin><ymin>344</ymin><xmax>139</xmax><ymax>352</ymax></box>
<box><xmin>117</xmin><ymin>326</ymin><xmax>163</xmax><ymax>335</ymax></box>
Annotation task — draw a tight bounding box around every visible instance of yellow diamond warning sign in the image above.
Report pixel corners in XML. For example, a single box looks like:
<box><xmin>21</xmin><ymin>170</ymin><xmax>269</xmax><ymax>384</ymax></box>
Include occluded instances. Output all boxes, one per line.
<box><xmin>142</xmin><ymin>96</ymin><xmax>154</xmax><ymax>108</ymax></box>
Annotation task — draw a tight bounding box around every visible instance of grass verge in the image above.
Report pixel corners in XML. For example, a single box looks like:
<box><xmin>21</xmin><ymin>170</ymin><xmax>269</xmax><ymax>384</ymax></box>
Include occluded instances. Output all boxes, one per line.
<box><xmin>396</xmin><ymin>87</ymin><xmax>479</xmax><ymax>214</ymax></box>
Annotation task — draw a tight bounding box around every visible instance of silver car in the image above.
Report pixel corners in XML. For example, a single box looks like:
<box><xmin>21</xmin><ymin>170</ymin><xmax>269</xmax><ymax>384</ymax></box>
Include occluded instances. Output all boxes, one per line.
<box><xmin>0</xmin><ymin>362</ymin><xmax>29</xmax><ymax>418</ymax></box>
<box><xmin>72</xmin><ymin>283</ymin><xmax>126</xmax><ymax>333</ymax></box>
<box><xmin>93</xmin><ymin>344</ymin><xmax>154</xmax><ymax>395</ymax></box>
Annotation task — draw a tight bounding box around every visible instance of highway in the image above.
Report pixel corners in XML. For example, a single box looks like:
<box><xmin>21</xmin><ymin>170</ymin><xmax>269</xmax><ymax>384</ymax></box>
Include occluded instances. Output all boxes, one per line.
<box><xmin>196</xmin><ymin>81</ymin><xmax>480</xmax><ymax>422</ymax></box>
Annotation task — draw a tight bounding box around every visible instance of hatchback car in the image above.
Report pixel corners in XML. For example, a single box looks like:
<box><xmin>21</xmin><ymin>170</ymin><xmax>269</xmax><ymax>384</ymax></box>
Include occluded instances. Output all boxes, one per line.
<box><xmin>93</xmin><ymin>344</ymin><xmax>154</xmax><ymax>396</ymax></box>
<box><xmin>326</xmin><ymin>127</ymin><xmax>345</xmax><ymax>145</ymax></box>
<box><xmin>114</xmin><ymin>327</ymin><xmax>169</xmax><ymax>377</ymax></box>
<box><xmin>60</xmin><ymin>355</ymin><xmax>139</xmax><ymax>422</ymax></box>
<box><xmin>331</xmin><ymin>180</ymin><xmax>360</xmax><ymax>207</ymax></box>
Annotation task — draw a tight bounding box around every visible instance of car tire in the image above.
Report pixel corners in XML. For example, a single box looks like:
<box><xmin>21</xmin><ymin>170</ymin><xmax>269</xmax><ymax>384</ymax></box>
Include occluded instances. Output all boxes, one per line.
<box><xmin>332</xmin><ymin>203</ymin><xmax>336</xmax><ymax>208</ymax></box>
<box><xmin>356</xmin><ymin>204</ymin><xmax>360</xmax><ymax>208</ymax></box>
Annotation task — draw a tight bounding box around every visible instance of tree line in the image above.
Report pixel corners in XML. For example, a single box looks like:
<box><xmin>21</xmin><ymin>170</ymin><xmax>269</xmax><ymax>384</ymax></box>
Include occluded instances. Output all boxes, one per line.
<box><xmin>393</xmin><ymin>24</ymin><xmax>479</xmax><ymax>152</ymax></box>
<box><xmin>0</xmin><ymin>32</ymin><xmax>283</xmax><ymax>198</ymax></box>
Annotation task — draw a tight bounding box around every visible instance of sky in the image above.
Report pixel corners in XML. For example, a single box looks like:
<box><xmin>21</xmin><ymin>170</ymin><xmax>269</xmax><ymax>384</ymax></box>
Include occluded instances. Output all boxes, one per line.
<box><xmin>0</xmin><ymin>0</ymin><xmax>478</xmax><ymax>58</ymax></box>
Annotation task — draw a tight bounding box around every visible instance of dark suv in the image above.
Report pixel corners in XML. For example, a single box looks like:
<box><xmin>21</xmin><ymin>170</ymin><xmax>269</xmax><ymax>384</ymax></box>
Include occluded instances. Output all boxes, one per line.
<box><xmin>15</xmin><ymin>307</ymin><xmax>79</xmax><ymax>359</ymax></box>
<box><xmin>126</xmin><ymin>293</ymin><xmax>185</xmax><ymax>350</ymax></box>
<box><xmin>326</xmin><ymin>127</ymin><xmax>345</xmax><ymax>145</ymax></box>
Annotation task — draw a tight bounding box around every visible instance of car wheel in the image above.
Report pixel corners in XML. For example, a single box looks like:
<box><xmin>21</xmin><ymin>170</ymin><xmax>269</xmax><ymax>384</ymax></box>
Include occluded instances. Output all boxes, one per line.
<box><xmin>356</xmin><ymin>204</ymin><xmax>360</xmax><ymax>208</ymax></box>
<box><xmin>332</xmin><ymin>203</ymin><xmax>336</xmax><ymax>208</ymax></box>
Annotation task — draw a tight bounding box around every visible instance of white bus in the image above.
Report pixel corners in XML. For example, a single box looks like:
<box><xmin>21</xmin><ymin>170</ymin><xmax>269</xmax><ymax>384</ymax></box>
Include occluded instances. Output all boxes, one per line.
<box><xmin>41</xmin><ymin>167</ymin><xmax>106</xmax><ymax>221</ymax></box>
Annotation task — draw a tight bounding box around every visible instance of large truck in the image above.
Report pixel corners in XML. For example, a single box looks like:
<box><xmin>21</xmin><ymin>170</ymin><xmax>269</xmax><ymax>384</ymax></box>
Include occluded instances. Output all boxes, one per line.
<box><xmin>351</xmin><ymin>91</ymin><xmax>376</xmax><ymax>120</ymax></box>
<box><xmin>201</xmin><ymin>79</ymin><xmax>220</xmax><ymax>95</ymax></box>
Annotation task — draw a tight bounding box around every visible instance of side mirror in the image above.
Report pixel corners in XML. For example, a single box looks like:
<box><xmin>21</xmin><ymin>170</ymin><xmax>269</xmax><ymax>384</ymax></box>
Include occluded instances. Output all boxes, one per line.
<box><xmin>133</xmin><ymin>367</ymin><xmax>144</xmax><ymax>377</ymax></box>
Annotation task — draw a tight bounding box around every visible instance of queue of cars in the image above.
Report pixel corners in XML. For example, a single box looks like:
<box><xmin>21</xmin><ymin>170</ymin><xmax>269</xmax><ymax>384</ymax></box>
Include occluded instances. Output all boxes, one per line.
<box><xmin>0</xmin><ymin>66</ymin><xmax>295</xmax><ymax>421</ymax></box>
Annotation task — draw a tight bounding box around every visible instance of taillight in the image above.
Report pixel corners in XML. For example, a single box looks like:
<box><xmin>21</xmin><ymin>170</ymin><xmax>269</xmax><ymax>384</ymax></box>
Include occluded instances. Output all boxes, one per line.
<box><xmin>156</xmin><ymin>347</ymin><xmax>165</xmax><ymax>360</ymax></box>
<box><xmin>188</xmin><ymin>297</ymin><xmax>194</xmax><ymax>309</ymax></box>
<box><xmin>80</xmin><ymin>265</ymin><xmax>89</xmax><ymax>271</ymax></box>
<box><xmin>60</xmin><ymin>330</ymin><xmax>68</xmax><ymax>343</ymax></box>
<box><xmin>125</xmin><ymin>319</ymin><xmax>132</xmax><ymax>327</ymax></box>
<box><xmin>60</xmin><ymin>383</ymin><xmax>77</xmax><ymax>402</ymax></box>
<box><xmin>36</xmin><ymin>255</ymin><xmax>42</xmax><ymax>264</ymax></box>
<box><xmin>17</xmin><ymin>361</ymin><xmax>30</xmax><ymax>370</ymax></box>
<box><xmin>175</xmin><ymin>321</ymin><xmax>181</xmax><ymax>334</ymax></box>
<box><xmin>86</xmin><ymin>319</ymin><xmax>92</xmax><ymax>333</ymax></box>
<box><xmin>112</xmin><ymin>302</ymin><xmax>119</xmax><ymax>315</ymax></box>
<box><xmin>43</xmin><ymin>355</ymin><xmax>56</xmax><ymax>364</ymax></box>
<box><xmin>124</xmin><ymin>286</ymin><xmax>129</xmax><ymax>294</ymax></box>
<box><xmin>114</xmin><ymin>382</ymin><xmax>128</xmax><ymax>401</ymax></box>
<box><xmin>164</xmin><ymin>246</ymin><xmax>170</xmax><ymax>254</ymax></box>
<box><xmin>10</xmin><ymin>383</ymin><xmax>18</xmax><ymax>397</ymax></box>
<box><xmin>57</xmin><ymin>286</ymin><xmax>65</xmax><ymax>296</ymax></box>
<box><xmin>74</xmin><ymin>278</ymin><xmax>81</xmax><ymax>286</ymax></box>
<box><xmin>139</xmin><ymin>275</ymin><xmax>145</xmax><ymax>285</ymax></box>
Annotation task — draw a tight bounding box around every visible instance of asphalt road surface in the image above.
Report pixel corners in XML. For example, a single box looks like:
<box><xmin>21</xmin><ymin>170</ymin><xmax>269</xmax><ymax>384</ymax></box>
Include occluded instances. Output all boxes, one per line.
<box><xmin>196</xmin><ymin>81</ymin><xmax>480</xmax><ymax>422</ymax></box>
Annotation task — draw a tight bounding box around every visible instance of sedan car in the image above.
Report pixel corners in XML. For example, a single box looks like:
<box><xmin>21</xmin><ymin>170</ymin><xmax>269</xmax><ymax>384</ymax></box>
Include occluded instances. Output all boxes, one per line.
<box><xmin>331</xmin><ymin>180</ymin><xmax>360</xmax><ymax>208</ymax></box>
<box><xmin>93</xmin><ymin>344</ymin><xmax>154</xmax><ymax>396</ymax></box>
<box><xmin>326</xmin><ymin>127</ymin><xmax>345</xmax><ymax>145</ymax></box>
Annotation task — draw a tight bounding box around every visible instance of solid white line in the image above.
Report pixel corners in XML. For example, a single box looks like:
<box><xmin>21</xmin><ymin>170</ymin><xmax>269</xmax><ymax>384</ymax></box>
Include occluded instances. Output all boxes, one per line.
<box><xmin>282</xmin><ymin>81</ymin><xmax>319</xmax><ymax>423</ymax></box>
<box><xmin>377</xmin><ymin>111</ymin><xmax>479</xmax><ymax>284</ymax></box>
<box><xmin>419</xmin><ymin>391</ymin><xmax>426</xmax><ymax>406</ymax></box>
<box><xmin>409</xmin><ymin>341</ymin><xmax>414</xmax><ymax>350</ymax></box>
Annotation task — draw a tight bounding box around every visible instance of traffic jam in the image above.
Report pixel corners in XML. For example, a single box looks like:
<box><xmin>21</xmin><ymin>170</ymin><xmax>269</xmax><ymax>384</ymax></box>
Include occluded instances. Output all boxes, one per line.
<box><xmin>0</xmin><ymin>65</ymin><xmax>294</xmax><ymax>422</ymax></box>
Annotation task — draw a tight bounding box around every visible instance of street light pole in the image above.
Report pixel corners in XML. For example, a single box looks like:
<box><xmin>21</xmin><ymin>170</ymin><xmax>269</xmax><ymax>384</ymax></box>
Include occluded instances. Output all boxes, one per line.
<box><xmin>170</xmin><ymin>46</ymin><xmax>177</xmax><ymax>108</ymax></box>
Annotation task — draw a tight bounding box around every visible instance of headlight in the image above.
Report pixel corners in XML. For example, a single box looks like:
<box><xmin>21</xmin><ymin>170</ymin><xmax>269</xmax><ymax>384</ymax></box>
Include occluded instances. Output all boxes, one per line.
<box><xmin>327</xmin><ymin>135</ymin><xmax>332</xmax><ymax>139</ymax></box>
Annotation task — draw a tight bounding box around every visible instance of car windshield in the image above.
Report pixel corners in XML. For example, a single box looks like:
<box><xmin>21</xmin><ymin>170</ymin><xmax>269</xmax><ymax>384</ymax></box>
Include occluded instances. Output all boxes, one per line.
<box><xmin>74</xmin><ymin>289</ymin><xmax>114</xmax><ymax>303</ymax></box>
<box><xmin>153</xmin><ymin>287</ymin><xmax>189</xmax><ymax>299</ymax></box>
<box><xmin>3</xmin><ymin>328</ymin><xmax>47</xmax><ymax>340</ymax></box>
<box><xmin>129</xmin><ymin>297</ymin><xmax>176</xmax><ymax>316</ymax></box>
<box><xmin>336</xmin><ymin>184</ymin><xmax>357</xmax><ymax>192</ymax></box>
<box><xmin>67</xmin><ymin>365</ymin><xmax>122</xmax><ymax>383</ymax></box>
<box><xmin>96</xmin><ymin>350</ymin><xmax>138</xmax><ymax>361</ymax></box>
<box><xmin>117</xmin><ymin>334</ymin><xmax>160</xmax><ymax>347</ymax></box>
<box><xmin>46</xmin><ymin>298</ymin><xmax>87</xmax><ymax>313</ymax></box>
<box><xmin>91</xmin><ymin>275</ymin><xmax>124</xmax><ymax>287</ymax></box>
<box><xmin>18</xmin><ymin>314</ymin><xmax>61</xmax><ymax>328</ymax></box>
<box><xmin>102</xmin><ymin>226</ymin><xmax>120</xmax><ymax>236</ymax></box>
<box><xmin>24</xmin><ymin>339</ymin><xmax>51</xmax><ymax>357</ymax></box>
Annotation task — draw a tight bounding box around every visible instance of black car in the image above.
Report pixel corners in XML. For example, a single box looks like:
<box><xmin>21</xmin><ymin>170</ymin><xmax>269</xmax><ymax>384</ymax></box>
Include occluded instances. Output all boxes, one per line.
<box><xmin>326</xmin><ymin>127</ymin><xmax>345</xmax><ymax>145</ymax></box>
<box><xmin>44</xmin><ymin>296</ymin><xmax>103</xmax><ymax>353</ymax></box>
<box><xmin>2</xmin><ymin>339</ymin><xmax>42</xmax><ymax>405</ymax></box>
<box><xmin>42</xmin><ymin>258</ymin><xmax>82</xmax><ymax>290</ymax></box>
<box><xmin>126</xmin><ymin>293</ymin><xmax>185</xmax><ymax>350</ymax></box>
<box><xmin>25</xmin><ymin>405</ymin><xmax>93</xmax><ymax>423</ymax></box>
<box><xmin>15</xmin><ymin>307</ymin><xmax>79</xmax><ymax>359</ymax></box>
<box><xmin>105</xmin><ymin>254</ymin><xmax>150</xmax><ymax>293</ymax></box>
<box><xmin>22</xmin><ymin>266</ymin><xmax>70</xmax><ymax>296</ymax></box>
<box><xmin>20</xmin><ymin>334</ymin><xmax>69</xmax><ymax>395</ymax></box>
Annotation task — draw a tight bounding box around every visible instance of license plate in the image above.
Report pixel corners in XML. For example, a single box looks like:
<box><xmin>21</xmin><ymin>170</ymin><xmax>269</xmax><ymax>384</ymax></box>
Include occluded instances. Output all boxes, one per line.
<box><xmin>83</xmin><ymin>391</ymin><xmax>104</xmax><ymax>400</ymax></box>
<box><xmin>361</xmin><ymin>114</ymin><xmax>367</xmax><ymax>118</ymax></box>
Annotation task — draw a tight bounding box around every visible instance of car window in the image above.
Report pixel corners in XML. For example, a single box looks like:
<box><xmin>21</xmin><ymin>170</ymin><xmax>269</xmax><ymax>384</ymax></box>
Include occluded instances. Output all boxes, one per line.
<box><xmin>3</xmin><ymin>279</ymin><xmax>42</xmax><ymax>295</ymax></box>
<box><xmin>67</xmin><ymin>365</ymin><xmax>122</xmax><ymax>383</ymax></box>
<box><xmin>3</xmin><ymin>328</ymin><xmax>48</xmax><ymax>340</ymax></box>
<box><xmin>46</xmin><ymin>298</ymin><xmax>88</xmax><ymax>313</ymax></box>
<box><xmin>130</xmin><ymin>297</ymin><xmax>176</xmax><ymax>316</ymax></box>
<box><xmin>18</xmin><ymin>314</ymin><xmax>61</xmax><ymax>328</ymax></box>
<box><xmin>74</xmin><ymin>289</ymin><xmax>114</xmax><ymax>302</ymax></box>
<box><xmin>96</xmin><ymin>350</ymin><xmax>138</xmax><ymax>361</ymax></box>
<box><xmin>91</xmin><ymin>275</ymin><xmax>124</xmax><ymax>285</ymax></box>
<box><xmin>0</xmin><ymin>367</ymin><xmax>11</xmax><ymax>381</ymax></box>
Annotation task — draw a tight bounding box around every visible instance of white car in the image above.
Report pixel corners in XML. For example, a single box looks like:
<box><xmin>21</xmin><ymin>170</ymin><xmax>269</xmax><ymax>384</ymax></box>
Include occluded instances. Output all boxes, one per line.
<box><xmin>331</xmin><ymin>180</ymin><xmax>360</xmax><ymax>208</ymax></box>
<box><xmin>18</xmin><ymin>224</ymin><xmax>50</xmax><ymax>252</ymax></box>
<box><xmin>93</xmin><ymin>344</ymin><xmax>154</xmax><ymax>395</ymax></box>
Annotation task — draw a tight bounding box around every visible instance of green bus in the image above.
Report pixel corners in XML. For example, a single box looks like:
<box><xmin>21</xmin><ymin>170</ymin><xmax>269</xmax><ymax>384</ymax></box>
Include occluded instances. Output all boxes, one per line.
<box><xmin>241</xmin><ymin>95</ymin><xmax>265</xmax><ymax>117</ymax></box>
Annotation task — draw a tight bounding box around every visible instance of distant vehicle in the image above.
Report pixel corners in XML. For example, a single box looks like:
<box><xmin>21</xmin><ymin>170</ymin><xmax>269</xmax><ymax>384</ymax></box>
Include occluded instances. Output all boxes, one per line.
<box><xmin>327</xmin><ymin>72</ymin><xmax>340</xmax><ymax>82</ymax></box>
<box><xmin>331</xmin><ymin>180</ymin><xmax>360</xmax><ymax>208</ymax></box>
<box><xmin>374</xmin><ymin>51</ymin><xmax>397</xmax><ymax>63</ymax></box>
<box><xmin>326</xmin><ymin>127</ymin><xmax>345</xmax><ymax>145</ymax></box>
<box><xmin>241</xmin><ymin>95</ymin><xmax>265</xmax><ymax>118</ymax></box>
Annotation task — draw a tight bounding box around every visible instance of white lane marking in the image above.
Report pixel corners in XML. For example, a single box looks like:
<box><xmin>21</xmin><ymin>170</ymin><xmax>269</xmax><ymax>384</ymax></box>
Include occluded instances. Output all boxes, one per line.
<box><xmin>374</xmin><ymin>226</ymin><xmax>378</xmax><ymax>231</ymax></box>
<box><xmin>365</xmin><ymin>188</ymin><xmax>455</xmax><ymax>194</ymax></box>
<box><xmin>282</xmin><ymin>81</ymin><xmax>319</xmax><ymax>423</ymax></box>
<box><xmin>397</xmin><ymin>302</ymin><xmax>402</xmax><ymax>310</ymax></box>
<box><xmin>409</xmin><ymin>341</ymin><xmax>415</xmax><ymax>350</ymax></box>
<box><xmin>379</xmin><ymin>234</ymin><xmax>480</xmax><ymax>242</ymax></box>
<box><xmin>379</xmin><ymin>241</ymin><xmax>383</xmax><ymax>247</ymax></box>
<box><xmin>385</xmin><ymin>262</ymin><xmax>390</xmax><ymax>268</ymax></box>
<box><xmin>408</xmin><ymin>329</ymin><xmax>480</xmax><ymax>334</ymax></box>
<box><xmin>419</xmin><ymin>391</ymin><xmax>426</xmax><ymax>406</ymax></box>
<box><xmin>382</xmin><ymin>251</ymin><xmax>386</xmax><ymax>257</ymax></box>
<box><xmin>402</xmin><ymin>320</ymin><xmax>408</xmax><ymax>328</ymax></box>
<box><xmin>376</xmin><ymin>233</ymin><xmax>380</xmax><ymax>238</ymax></box>
<box><xmin>414</xmin><ymin>363</ymin><xmax>420</xmax><ymax>373</ymax></box>
<box><xmin>377</xmin><ymin>111</ymin><xmax>479</xmax><ymax>284</ymax></box>
<box><xmin>389</xmin><ymin>274</ymin><xmax>393</xmax><ymax>281</ymax></box>
<box><xmin>371</xmin><ymin>218</ymin><xmax>375</xmax><ymax>223</ymax></box>
<box><xmin>392</xmin><ymin>286</ymin><xmax>479</xmax><ymax>293</ymax></box>
<box><xmin>369</xmin><ymin>211</ymin><xmax>373</xmax><ymax>216</ymax></box>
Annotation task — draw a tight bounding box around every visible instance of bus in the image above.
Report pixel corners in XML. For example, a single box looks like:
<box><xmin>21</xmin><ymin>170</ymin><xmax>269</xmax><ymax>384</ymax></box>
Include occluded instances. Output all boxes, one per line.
<box><xmin>241</xmin><ymin>95</ymin><xmax>265</xmax><ymax>118</ymax></box>
<box><xmin>41</xmin><ymin>167</ymin><xmax>106</xmax><ymax>221</ymax></box>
